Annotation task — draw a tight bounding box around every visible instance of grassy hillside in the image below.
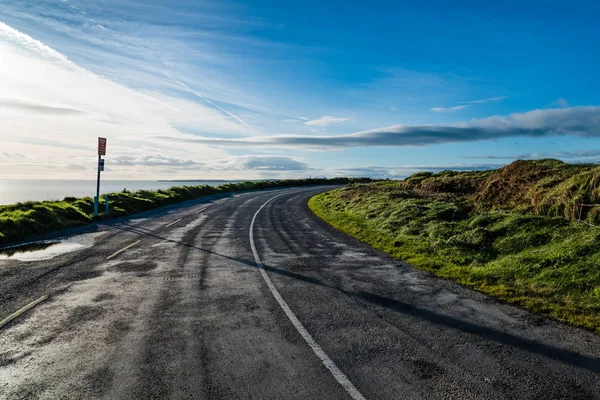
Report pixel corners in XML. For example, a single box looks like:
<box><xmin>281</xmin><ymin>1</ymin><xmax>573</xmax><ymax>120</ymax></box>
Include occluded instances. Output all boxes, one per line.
<box><xmin>309</xmin><ymin>159</ymin><xmax>600</xmax><ymax>332</ymax></box>
<box><xmin>0</xmin><ymin>178</ymin><xmax>370</xmax><ymax>246</ymax></box>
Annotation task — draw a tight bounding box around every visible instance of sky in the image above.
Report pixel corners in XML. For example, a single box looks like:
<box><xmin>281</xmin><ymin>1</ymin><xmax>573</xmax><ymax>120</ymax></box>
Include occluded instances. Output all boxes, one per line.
<box><xmin>0</xmin><ymin>0</ymin><xmax>599</xmax><ymax>180</ymax></box>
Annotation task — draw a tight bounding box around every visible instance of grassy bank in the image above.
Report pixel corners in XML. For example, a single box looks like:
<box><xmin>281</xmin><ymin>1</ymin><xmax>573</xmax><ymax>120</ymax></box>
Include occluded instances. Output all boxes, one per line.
<box><xmin>309</xmin><ymin>159</ymin><xmax>600</xmax><ymax>332</ymax></box>
<box><xmin>0</xmin><ymin>178</ymin><xmax>370</xmax><ymax>246</ymax></box>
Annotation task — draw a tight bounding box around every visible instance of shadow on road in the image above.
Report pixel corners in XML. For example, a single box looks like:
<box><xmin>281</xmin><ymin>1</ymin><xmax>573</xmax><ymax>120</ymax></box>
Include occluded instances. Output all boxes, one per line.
<box><xmin>113</xmin><ymin>223</ymin><xmax>256</xmax><ymax>268</ymax></box>
<box><xmin>113</xmin><ymin>222</ymin><xmax>600</xmax><ymax>374</ymax></box>
<box><xmin>261</xmin><ymin>264</ymin><xmax>600</xmax><ymax>374</ymax></box>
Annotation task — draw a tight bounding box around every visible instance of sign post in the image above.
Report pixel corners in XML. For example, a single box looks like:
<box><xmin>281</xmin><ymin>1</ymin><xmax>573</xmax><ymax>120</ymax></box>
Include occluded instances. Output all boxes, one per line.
<box><xmin>95</xmin><ymin>137</ymin><xmax>107</xmax><ymax>216</ymax></box>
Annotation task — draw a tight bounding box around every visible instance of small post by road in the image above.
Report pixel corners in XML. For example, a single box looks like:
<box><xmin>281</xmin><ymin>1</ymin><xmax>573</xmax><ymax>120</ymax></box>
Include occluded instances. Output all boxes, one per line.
<box><xmin>95</xmin><ymin>137</ymin><xmax>107</xmax><ymax>216</ymax></box>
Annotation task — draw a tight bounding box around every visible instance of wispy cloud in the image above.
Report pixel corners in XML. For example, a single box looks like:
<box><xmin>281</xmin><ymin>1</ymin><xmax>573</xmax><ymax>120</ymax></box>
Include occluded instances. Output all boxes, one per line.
<box><xmin>0</xmin><ymin>21</ymin><xmax>81</xmax><ymax>71</ymax></box>
<box><xmin>1</xmin><ymin>152</ymin><xmax>25</xmax><ymax>159</ymax></box>
<box><xmin>466</xmin><ymin>96</ymin><xmax>507</xmax><ymax>104</ymax></box>
<box><xmin>304</xmin><ymin>116</ymin><xmax>352</xmax><ymax>126</ymax></box>
<box><xmin>0</xmin><ymin>21</ymin><xmax>254</xmax><ymax>179</ymax></box>
<box><xmin>164</xmin><ymin>72</ymin><xmax>255</xmax><ymax>131</ymax></box>
<box><xmin>431</xmin><ymin>96</ymin><xmax>506</xmax><ymax>112</ymax></box>
<box><xmin>0</xmin><ymin>98</ymin><xmax>85</xmax><ymax>115</ymax></box>
<box><xmin>155</xmin><ymin>106</ymin><xmax>600</xmax><ymax>150</ymax></box>
<box><xmin>464</xmin><ymin>148</ymin><xmax>600</xmax><ymax>161</ymax></box>
<box><xmin>430</xmin><ymin>105</ymin><xmax>467</xmax><ymax>113</ymax></box>
<box><xmin>322</xmin><ymin>163</ymin><xmax>503</xmax><ymax>179</ymax></box>
<box><xmin>113</xmin><ymin>154</ymin><xmax>308</xmax><ymax>171</ymax></box>
<box><xmin>217</xmin><ymin>155</ymin><xmax>308</xmax><ymax>170</ymax></box>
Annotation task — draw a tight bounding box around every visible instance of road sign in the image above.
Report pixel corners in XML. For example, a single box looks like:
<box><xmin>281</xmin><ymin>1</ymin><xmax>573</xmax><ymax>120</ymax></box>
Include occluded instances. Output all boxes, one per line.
<box><xmin>98</xmin><ymin>137</ymin><xmax>107</xmax><ymax>156</ymax></box>
<box><xmin>95</xmin><ymin>138</ymin><xmax>107</xmax><ymax>216</ymax></box>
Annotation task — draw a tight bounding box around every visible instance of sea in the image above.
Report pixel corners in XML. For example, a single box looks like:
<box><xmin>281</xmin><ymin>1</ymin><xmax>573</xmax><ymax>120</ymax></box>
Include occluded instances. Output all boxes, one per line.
<box><xmin>0</xmin><ymin>180</ymin><xmax>239</xmax><ymax>205</ymax></box>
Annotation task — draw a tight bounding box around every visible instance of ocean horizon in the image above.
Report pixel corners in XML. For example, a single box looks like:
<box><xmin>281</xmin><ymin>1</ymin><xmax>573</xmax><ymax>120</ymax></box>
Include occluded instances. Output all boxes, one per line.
<box><xmin>0</xmin><ymin>179</ymin><xmax>240</xmax><ymax>205</ymax></box>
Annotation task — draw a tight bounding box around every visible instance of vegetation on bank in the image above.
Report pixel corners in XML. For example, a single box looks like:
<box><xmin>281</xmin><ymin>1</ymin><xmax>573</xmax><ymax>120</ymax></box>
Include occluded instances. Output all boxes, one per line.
<box><xmin>0</xmin><ymin>178</ymin><xmax>370</xmax><ymax>246</ymax></box>
<box><xmin>309</xmin><ymin>159</ymin><xmax>600</xmax><ymax>332</ymax></box>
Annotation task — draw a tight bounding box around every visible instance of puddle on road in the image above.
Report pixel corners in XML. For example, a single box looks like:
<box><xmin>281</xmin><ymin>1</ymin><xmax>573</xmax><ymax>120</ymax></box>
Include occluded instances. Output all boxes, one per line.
<box><xmin>0</xmin><ymin>233</ymin><xmax>100</xmax><ymax>262</ymax></box>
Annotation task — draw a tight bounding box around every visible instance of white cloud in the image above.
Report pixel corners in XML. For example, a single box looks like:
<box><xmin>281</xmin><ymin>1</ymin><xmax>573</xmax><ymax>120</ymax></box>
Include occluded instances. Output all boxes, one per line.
<box><xmin>0</xmin><ymin>22</ymin><xmax>257</xmax><ymax>179</ymax></box>
<box><xmin>113</xmin><ymin>155</ymin><xmax>198</xmax><ymax>167</ymax></box>
<box><xmin>304</xmin><ymin>116</ymin><xmax>352</xmax><ymax>126</ymax></box>
<box><xmin>0</xmin><ymin>98</ymin><xmax>86</xmax><ymax>115</ymax></box>
<box><xmin>464</xmin><ymin>148</ymin><xmax>600</xmax><ymax>161</ymax></box>
<box><xmin>209</xmin><ymin>155</ymin><xmax>308</xmax><ymax>171</ymax></box>
<box><xmin>164</xmin><ymin>72</ymin><xmax>255</xmax><ymax>131</ymax></box>
<box><xmin>466</xmin><ymin>96</ymin><xmax>507</xmax><ymax>104</ymax></box>
<box><xmin>112</xmin><ymin>154</ymin><xmax>308</xmax><ymax>172</ymax></box>
<box><xmin>155</xmin><ymin>106</ymin><xmax>600</xmax><ymax>151</ymax></box>
<box><xmin>0</xmin><ymin>152</ymin><xmax>25</xmax><ymax>159</ymax></box>
<box><xmin>431</xmin><ymin>96</ymin><xmax>506</xmax><ymax>112</ymax></box>
<box><xmin>430</xmin><ymin>105</ymin><xmax>467</xmax><ymax>112</ymax></box>
<box><xmin>321</xmin><ymin>163</ymin><xmax>502</xmax><ymax>179</ymax></box>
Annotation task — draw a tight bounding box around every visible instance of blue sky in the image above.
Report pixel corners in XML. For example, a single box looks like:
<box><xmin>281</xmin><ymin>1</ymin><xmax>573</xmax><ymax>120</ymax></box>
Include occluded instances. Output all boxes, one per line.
<box><xmin>0</xmin><ymin>0</ymin><xmax>599</xmax><ymax>179</ymax></box>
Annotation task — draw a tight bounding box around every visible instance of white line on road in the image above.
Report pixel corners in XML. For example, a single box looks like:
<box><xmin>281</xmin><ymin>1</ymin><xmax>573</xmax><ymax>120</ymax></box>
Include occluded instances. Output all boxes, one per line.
<box><xmin>165</xmin><ymin>218</ymin><xmax>182</xmax><ymax>228</ymax></box>
<box><xmin>250</xmin><ymin>195</ymin><xmax>367</xmax><ymax>400</ymax></box>
<box><xmin>106</xmin><ymin>240</ymin><xmax>142</xmax><ymax>260</ymax></box>
<box><xmin>0</xmin><ymin>295</ymin><xmax>49</xmax><ymax>329</ymax></box>
<box><xmin>213</xmin><ymin>199</ymin><xmax>227</xmax><ymax>204</ymax></box>
<box><xmin>195</xmin><ymin>207</ymin><xmax>207</xmax><ymax>214</ymax></box>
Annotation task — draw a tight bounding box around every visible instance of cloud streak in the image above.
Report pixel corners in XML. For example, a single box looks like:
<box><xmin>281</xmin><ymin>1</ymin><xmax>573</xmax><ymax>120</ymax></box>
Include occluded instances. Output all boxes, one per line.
<box><xmin>112</xmin><ymin>154</ymin><xmax>308</xmax><ymax>171</ymax></box>
<box><xmin>322</xmin><ymin>163</ymin><xmax>503</xmax><ymax>179</ymax></box>
<box><xmin>0</xmin><ymin>21</ymin><xmax>254</xmax><ymax>179</ymax></box>
<box><xmin>304</xmin><ymin>116</ymin><xmax>352</xmax><ymax>126</ymax></box>
<box><xmin>0</xmin><ymin>21</ymin><xmax>81</xmax><ymax>71</ymax></box>
<box><xmin>0</xmin><ymin>98</ymin><xmax>85</xmax><ymax>115</ymax></box>
<box><xmin>156</xmin><ymin>106</ymin><xmax>600</xmax><ymax>150</ymax></box>
<box><xmin>431</xmin><ymin>96</ymin><xmax>506</xmax><ymax>112</ymax></box>
<box><xmin>164</xmin><ymin>72</ymin><xmax>255</xmax><ymax>131</ymax></box>
<box><xmin>464</xmin><ymin>148</ymin><xmax>600</xmax><ymax>161</ymax></box>
<box><xmin>430</xmin><ymin>105</ymin><xmax>467</xmax><ymax>112</ymax></box>
<box><xmin>466</xmin><ymin>96</ymin><xmax>507</xmax><ymax>104</ymax></box>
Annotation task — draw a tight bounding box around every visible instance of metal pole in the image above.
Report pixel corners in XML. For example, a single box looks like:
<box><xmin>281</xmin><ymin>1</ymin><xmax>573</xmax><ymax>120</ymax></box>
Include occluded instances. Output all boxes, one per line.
<box><xmin>95</xmin><ymin>155</ymin><xmax>101</xmax><ymax>216</ymax></box>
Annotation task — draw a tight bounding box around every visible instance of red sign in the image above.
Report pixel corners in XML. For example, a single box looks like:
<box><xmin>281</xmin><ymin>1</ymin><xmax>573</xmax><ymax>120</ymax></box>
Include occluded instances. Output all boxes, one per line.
<box><xmin>98</xmin><ymin>137</ymin><xmax>107</xmax><ymax>156</ymax></box>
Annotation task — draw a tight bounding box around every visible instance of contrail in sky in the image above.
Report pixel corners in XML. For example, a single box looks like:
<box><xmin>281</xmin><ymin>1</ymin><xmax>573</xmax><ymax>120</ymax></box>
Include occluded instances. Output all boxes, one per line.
<box><xmin>164</xmin><ymin>72</ymin><xmax>253</xmax><ymax>130</ymax></box>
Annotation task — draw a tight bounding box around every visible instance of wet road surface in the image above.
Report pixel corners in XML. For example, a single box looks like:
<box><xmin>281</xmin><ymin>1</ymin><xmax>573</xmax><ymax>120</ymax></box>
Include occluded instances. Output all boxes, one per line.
<box><xmin>1</xmin><ymin>186</ymin><xmax>599</xmax><ymax>399</ymax></box>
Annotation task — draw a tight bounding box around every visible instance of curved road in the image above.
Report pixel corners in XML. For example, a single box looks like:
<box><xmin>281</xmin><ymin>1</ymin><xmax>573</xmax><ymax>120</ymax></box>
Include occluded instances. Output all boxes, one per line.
<box><xmin>0</xmin><ymin>186</ymin><xmax>599</xmax><ymax>399</ymax></box>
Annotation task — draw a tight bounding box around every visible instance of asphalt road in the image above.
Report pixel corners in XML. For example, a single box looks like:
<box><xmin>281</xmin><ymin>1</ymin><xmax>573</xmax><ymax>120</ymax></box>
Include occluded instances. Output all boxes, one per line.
<box><xmin>1</xmin><ymin>186</ymin><xmax>599</xmax><ymax>399</ymax></box>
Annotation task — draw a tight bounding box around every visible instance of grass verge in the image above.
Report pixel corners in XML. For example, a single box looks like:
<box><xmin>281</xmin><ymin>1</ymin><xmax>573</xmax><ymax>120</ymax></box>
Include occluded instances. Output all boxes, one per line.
<box><xmin>309</xmin><ymin>162</ymin><xmax>600</xmax><ymax>333</ymax></box>
<box><xmin>0</xmin><ymin>178</ymin><xmax>369</xmax><ymax>246</ymax></box>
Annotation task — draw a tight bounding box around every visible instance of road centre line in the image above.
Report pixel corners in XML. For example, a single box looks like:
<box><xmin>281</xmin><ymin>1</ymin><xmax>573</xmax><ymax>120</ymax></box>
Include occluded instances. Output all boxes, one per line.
<box><xmin>164</xmin><ymin>218</ymin><xmax>182</xmax><ymax>228</ymax></box>
<box><xmin>106</xmin><ymin>240</ymin><xmax>142</xmax><ymax>260</ymax></box>
<box><xmin>0</xmin><ymin>295</ymin><xmax>49</xmax><ymax>329</ymax></box>
<box><xmin>250</xmin><ymin>194</ymin><xmax>367</xmax><ymax>400</ymax></box>
<box><xmin>195</xmin><ymin>207</ymin><xmax>207</xmax><ymax>214</ymax></box>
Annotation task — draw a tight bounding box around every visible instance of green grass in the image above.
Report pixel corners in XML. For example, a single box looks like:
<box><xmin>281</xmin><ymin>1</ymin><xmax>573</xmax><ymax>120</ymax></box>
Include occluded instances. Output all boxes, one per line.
<box><xmin>309</xmin><ymin>161</ymin><xmax>600</xmax><ymax>333</ymax></box>
<box><xmin>0</xmin><ymin>177</ymin><xmax>370</xmax><ymax>246</ymax></box>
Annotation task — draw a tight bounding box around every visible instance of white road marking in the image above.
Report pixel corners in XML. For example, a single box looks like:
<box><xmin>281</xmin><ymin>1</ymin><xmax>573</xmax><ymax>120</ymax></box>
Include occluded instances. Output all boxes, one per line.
<box><xmin>213</xmin><ymin>199</ymin><xmax>227</xmax><ymax>204</ymax></box>
<box><xmin>165</xmin><ymin>218</ymin><xmax>182</xmax><ymax>228</ymax></box>
<box><xmin>195</xmin><ymin>207</ymin><xmax>207</xmax><ymax>214</ymax></box>
<box><xmin>106</xmin><ymin>240</ymin><xmax>142</xmax><ymax>260</ymax></box>
<box><xmin>250</xmin><ymin>194</ymin><xmax>367</xmax><ymax>400</ymax></box>
<box><xmin>0</xmin><ymin>295</ymin><xmax>49</xmax><ymax>329</ymax></box>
